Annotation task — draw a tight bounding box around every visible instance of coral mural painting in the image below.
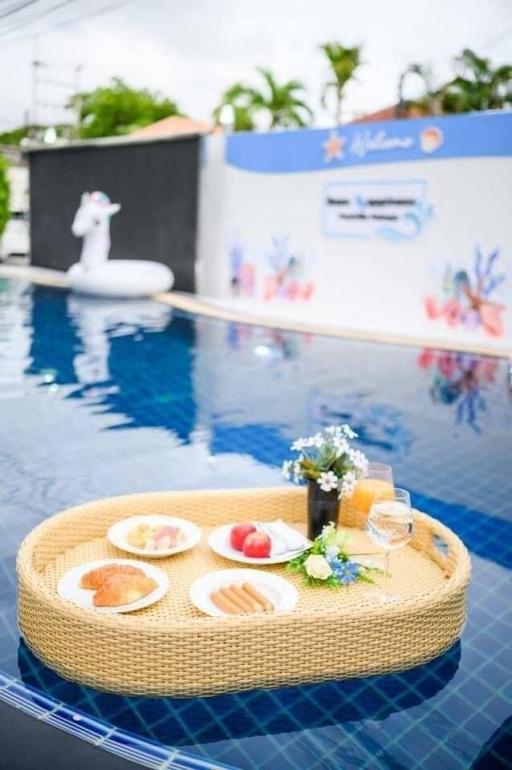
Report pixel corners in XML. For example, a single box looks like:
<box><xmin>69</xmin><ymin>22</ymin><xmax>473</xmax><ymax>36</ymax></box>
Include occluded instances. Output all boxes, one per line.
<box><xmin>229</xmin><ymin>239</ymin><xmax>255</xmax><ymax>298</ymax></box>
<box><xmin>263</xmin><ymin>237</ymin><xmax>315</xmax><ymax>302</ymax></box>
<box><xmin>424</xmin><ymin>246</ymin><xmax>506</xmax><ymax>337</ymax></box>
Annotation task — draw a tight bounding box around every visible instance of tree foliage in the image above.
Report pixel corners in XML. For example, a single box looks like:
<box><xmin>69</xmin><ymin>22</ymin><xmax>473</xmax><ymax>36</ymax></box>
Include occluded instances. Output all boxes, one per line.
<box><xmin>0</xmin><ymin>126</ymin><xmax>31</xmax><ymax>146</ymax></box>
<box><xmin>403</xmin><ymin>49</ymin><xmax>512</xmax><ymax>117</ymax></box>
<box><xmin>0</xmin><ymin>155</ymin><xmax>10</xmax><ymax>240</ymax></box>
<box><xmin>213</xmin><ymin>67</ymin><xmax>313</xmax><ymax>130</ymax></box>
<box><xmin>396</xmin><ymin>63</ymin><xmax>437</xmax><ymax>117</ymax></box>
<box><xmin>438</xmin><ymin>48</ymin><xmax>512</xmax><ymax>113</ymax></box>
<box><xmin>71</xmin><ymin>77</ymin><xmax>182</xmax><ymax>139</ymax></box>
<box><xmin>320</xmin><ymin>43</ymin><xmax>362</xmax><ymax>124</ymax></box>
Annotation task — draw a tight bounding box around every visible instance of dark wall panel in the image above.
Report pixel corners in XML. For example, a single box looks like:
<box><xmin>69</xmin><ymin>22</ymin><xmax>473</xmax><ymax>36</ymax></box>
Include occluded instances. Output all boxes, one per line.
<box><xmin>29</xmin><ymin>138</ymin><xmax>200</xmax><ymax>292</ymax></box>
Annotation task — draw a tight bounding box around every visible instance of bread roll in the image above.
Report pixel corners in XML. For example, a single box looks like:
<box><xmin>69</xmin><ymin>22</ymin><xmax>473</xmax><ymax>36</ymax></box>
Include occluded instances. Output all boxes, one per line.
<box><xmin>93</xmin><ymin>574</ymin><xmax>157</xmax><ymax>607</ymax></box>
<box><xmin>80</xmin><ymin>564</ymin><xmax>144</xmax><ymax>590</ymax></box>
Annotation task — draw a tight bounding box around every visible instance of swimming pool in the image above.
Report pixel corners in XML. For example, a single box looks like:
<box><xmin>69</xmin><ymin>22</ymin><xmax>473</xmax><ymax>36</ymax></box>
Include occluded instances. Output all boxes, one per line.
<box><xmin>1</xmin><ymin>278</ymin><xmax>511</xmax><ymax>770</ymax></box>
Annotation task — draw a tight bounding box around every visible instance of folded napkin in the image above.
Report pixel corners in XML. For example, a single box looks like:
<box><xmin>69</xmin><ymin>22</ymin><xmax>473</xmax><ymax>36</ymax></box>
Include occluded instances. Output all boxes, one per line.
<box><xmin>257</xmin><ymin>520</ymin><xmax>310</xmax><ymax>556</ymax></box>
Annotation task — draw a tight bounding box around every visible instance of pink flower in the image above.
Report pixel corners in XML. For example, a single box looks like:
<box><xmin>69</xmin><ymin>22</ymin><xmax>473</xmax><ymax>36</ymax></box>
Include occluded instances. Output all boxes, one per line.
<box><xmin>443</xmin><ymin>298</ymin><xmax>462</xmax><ymax>327</ymax></box>
<box><xmin>424</xmin><ymin>295</ymin><xmax>441</xmax><ymax>319</ymax></box>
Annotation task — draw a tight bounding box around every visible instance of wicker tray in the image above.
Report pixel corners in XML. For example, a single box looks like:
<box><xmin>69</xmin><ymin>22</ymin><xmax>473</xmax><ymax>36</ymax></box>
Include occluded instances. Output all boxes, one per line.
<box><xmin>17</xmin><ymin>487</ymin><xmax>471</xmax><ymax>697</ymax></box>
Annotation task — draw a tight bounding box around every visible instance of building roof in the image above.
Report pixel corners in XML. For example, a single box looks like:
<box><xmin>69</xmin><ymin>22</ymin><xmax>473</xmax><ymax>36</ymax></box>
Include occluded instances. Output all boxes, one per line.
<box><xmin>349</xmin><ymin>104</ymin><xmax>426</xmax><ymax>124</ymax></box>
<box><xmin>130</xmin><ymin>115</ymin><xmax>216</xmax><ymax>138</ymax></box>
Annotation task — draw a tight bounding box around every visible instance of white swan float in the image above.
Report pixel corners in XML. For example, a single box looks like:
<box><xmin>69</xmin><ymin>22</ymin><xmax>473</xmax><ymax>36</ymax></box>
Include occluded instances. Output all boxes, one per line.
<box><xmin>68</xmin><ymin>191</ymin><xmax>174</xmax><ymax>298</ymax></box>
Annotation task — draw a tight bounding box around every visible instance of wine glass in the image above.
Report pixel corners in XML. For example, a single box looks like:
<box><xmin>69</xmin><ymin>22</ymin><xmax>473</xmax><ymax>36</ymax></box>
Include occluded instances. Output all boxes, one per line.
<box><xmin>367</xmin><ymin>487</ymin><xmax>413</xmax><ymax>579</ymax></box>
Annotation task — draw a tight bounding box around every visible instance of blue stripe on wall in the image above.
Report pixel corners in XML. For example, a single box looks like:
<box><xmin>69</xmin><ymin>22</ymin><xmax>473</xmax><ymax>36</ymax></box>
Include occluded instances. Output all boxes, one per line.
<box><xmin>226</xmin><ymin>112</ymin><xmax>512</xmax><ymax>173</ymax></box>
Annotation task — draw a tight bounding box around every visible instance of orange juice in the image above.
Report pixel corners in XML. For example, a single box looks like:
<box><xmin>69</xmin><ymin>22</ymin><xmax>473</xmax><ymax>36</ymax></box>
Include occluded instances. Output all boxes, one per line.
<box><xmin>350</xmin><ymin>478</ymin><xmax>394</xmax><ymax>514</ymax></box>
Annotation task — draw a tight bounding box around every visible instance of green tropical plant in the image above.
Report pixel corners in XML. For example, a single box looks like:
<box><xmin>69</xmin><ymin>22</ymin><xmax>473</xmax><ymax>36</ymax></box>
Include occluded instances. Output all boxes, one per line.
<box><xmin>396</xmin><ymin>63</ymin><xmax>439</xmax><ymax>117</ymax></box>
<box><xmin>0</xmin><ymin>126</ymin><xmax>31</xmax><ymax>146</ymax></box>
<box><xmin>212</xmin><ymin>84</ymin><xmax>257</xmax><ymax>131</ymax></box>
<box><xmin>319</xmin><ymin>43</ymin><xmax>362</xmax><ymax>124</ymax></box>
<box><xmin>437</xmin><ymin>48</ymin><xmax>512</xmax><ymax>113</ymax></box>
<box><xmin>213</xmin><ymin>67</ymin><xmax>313</xmax><ymax>131</ymax></box>
<box><xmin>70</xmin><ymin>77</ymin><xmax>182</xmax><ymax>139</ymax></box>
<box><xmin>0</xmin><ymin>155</ymin><xmax>10</xmax><ymax>240</ymax></box>
<box><xmin>404</xmin><ymin>49</ymin><xmax>512</xmax><ymax>117</ymax></box>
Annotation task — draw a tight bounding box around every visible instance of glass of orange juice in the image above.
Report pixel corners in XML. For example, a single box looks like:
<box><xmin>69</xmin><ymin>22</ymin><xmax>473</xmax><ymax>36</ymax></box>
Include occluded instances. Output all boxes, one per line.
<box><xmin>351</xmin><ymin>462</ymin><xmax>394</xmax><ymax>514</ymax></box>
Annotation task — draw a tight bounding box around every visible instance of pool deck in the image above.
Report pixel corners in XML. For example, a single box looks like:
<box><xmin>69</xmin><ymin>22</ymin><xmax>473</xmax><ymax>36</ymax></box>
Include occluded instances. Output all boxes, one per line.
<box><xmin>1</xmin><ymin>263</ymin><xmax>510</xmax><ymax>360</ymax></box>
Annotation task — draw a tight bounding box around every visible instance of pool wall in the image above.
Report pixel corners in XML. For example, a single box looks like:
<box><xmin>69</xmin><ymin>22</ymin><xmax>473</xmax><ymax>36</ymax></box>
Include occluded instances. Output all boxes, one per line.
<box><xmin>197</xmin><ymin>112</ymin><xmax>512</xmax><ymax>353</ymax></box>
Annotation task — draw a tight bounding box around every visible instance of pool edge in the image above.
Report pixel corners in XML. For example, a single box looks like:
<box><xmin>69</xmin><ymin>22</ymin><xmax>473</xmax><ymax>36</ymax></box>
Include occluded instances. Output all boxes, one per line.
<box><xmin>2</xmin><ymin>263</ymin><xmax>510</xmax><ymax>359</ymax></box>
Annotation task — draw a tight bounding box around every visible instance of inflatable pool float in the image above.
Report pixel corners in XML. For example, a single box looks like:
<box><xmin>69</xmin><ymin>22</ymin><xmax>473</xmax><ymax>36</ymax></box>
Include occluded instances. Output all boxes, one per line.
<box><xmin>68</xmin><ymin>191</ymin><xmax>174</xmax><ymax>298</ymax></box>
<box><xmin>68</xmin><ymin>260</ymin><xmax>173</xmax><ymax>298</ymax></box>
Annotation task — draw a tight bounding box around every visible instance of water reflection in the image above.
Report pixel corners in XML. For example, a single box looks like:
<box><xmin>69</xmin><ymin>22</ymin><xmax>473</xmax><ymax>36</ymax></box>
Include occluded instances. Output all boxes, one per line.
<box><xmin>26</xmin><ymin>289</ymin><xmax>196</xmax><ymax>438</ymax></box>
<box><xmin>67</xmin><ymin>294</ymin><xmax>171</xmax><ymax>392</ymax></box>
<box><xmin>0</xmin><ymin>280</ymin><xmax>33</xmax><ymax>400</ymax></box>
<box><xmin>418</xmin><ymin>349</ymin><xmax>501</xmax><ymax>433</ymax></box>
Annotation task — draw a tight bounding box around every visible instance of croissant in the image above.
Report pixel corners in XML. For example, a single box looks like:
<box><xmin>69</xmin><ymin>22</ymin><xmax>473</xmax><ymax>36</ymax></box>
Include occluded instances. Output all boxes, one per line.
<box><xmin>93</xmin><ymin>574</ymin><xmax>158</xmax><ymax>607</ymax></box>
<box><xmin>80</xmin><ymin>564</ymin><xmax>144</xmax><ymax>590</ymax></box>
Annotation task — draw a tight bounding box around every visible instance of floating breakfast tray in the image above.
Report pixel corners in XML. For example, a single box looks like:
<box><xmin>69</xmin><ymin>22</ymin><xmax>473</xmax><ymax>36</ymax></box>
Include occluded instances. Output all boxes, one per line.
<box><xmin>17</xmin><ymin>488</ymin><xmax>471</xmax><ymax>697</ymax></box>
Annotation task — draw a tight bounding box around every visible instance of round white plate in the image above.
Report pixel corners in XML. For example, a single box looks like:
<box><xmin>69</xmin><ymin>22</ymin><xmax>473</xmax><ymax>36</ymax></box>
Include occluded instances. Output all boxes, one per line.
<box><xmin>57</xmin><ymin>558</ymin><xmax>169</xmax><ymax>614</ymax></box>
<box><xmin>208</xmin><ymin>524</ymin><xmax>307</xmax><ymax>565</ymax></box>
<box><xmin>189</xmin><ymin>568</ymin><xmax>298</xmax><ymax>617</ymax></box>
<box><xmin>107</xmin><ymin>515</ymin><xmax>201</xmax><ymax>558</ymax></box>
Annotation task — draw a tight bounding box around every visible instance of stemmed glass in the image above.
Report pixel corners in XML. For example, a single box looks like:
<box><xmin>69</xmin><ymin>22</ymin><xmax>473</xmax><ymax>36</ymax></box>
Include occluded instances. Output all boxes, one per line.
<box><xmin>367</xmin><ymin>487</ymin><xmax>413</xmax><ymax>579</ymax></box>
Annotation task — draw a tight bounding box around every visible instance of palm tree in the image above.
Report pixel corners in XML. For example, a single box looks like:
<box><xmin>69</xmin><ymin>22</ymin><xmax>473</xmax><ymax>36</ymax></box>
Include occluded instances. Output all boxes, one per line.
<box><xmin>437</xmin><ymin>48</ymin><xmax>512</xmax><ymax>113</ymax></box>
<box><xmin>396</xmin><ymin>63</ymin><xmax>439</xmax><ymax>118</ymax></box>
<box><xmin>402</xmin><ymin>49</ymin><xmax>512</xmax><ymax>117</ymax></box>
<box><xmin>212</xmin><ymin>84</ymin><xmax>257</xmax><ymax>131</ymax></box>
<box><xmin>320</xmin><ymin>43</ymin><xmax>362</xmax><ymax>124</ymax></box>
<box><xmin>213</xmin><ymin>67</ymin><xmax>313</xmax><ymax>131</ymax></box>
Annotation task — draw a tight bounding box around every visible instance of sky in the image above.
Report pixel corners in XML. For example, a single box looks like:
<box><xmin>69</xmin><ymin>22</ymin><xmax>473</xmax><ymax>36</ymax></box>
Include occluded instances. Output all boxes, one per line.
<box><xmin>0</xmin><ymin>0</ymin><xmax>511</xmax><ymax>132</ymax></box>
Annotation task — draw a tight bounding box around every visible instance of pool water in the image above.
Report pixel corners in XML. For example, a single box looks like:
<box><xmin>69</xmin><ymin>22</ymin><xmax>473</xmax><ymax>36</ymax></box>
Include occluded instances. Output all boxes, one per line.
<box><xmin>1</xmin><ymin>278</ymin><xmax>511</xmax><ymax>770</ymax></box>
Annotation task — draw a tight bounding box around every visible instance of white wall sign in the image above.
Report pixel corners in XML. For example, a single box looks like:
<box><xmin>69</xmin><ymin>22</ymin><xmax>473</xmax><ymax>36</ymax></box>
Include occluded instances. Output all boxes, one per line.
<box><xmin>323</xmin><ymin>179</ymin><xmax>430</xmax><ymax>241</ymax></box>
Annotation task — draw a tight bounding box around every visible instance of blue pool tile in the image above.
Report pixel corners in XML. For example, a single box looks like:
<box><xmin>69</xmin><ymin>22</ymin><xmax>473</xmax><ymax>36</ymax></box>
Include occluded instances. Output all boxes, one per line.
<box><xmin>172</xmin><ymin>751</ymin><xmax>237</xmax><ymax>770</ymax></box>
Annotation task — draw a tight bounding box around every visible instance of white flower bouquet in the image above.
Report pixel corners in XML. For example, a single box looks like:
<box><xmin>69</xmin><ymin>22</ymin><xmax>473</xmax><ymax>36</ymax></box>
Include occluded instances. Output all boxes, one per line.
<box><xmin>282</xmin><ymin>425</ymin><xmax>368</xmax><ymax>499</ymax></box>
<box><xmin>288</xmin><ymin>523</ymin><xmax>377</xmax><ymax>587</ymax></box>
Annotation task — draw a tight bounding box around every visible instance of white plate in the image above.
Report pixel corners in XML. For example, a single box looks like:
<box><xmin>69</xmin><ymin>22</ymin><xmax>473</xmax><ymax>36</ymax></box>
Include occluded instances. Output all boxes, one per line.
<box><xmin>208</xmin><ymin>524</ymin><xmax>307</xmax><ymax>565</ymax></box>
<box><xmin>107</xmin><ymin>515</ymin><xmax>201</xmax><ymax>558</ymax></box>
<box><xmin>57</xmin><ymin>558</ymin><xmax>169</xmax><ymax>614</ymax></box>
<box><xmin>189</xmin><ymin>568</ymin><xmax>298</xmax><ymax>617</ymax></box>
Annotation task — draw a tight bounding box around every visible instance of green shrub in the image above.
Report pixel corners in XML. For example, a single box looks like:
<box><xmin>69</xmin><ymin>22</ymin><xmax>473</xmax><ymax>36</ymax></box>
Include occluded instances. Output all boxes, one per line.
<box><xmin>0</xmin><ymin>155</ymin><xmax>10</xmax><ymax>240</ymax></box>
